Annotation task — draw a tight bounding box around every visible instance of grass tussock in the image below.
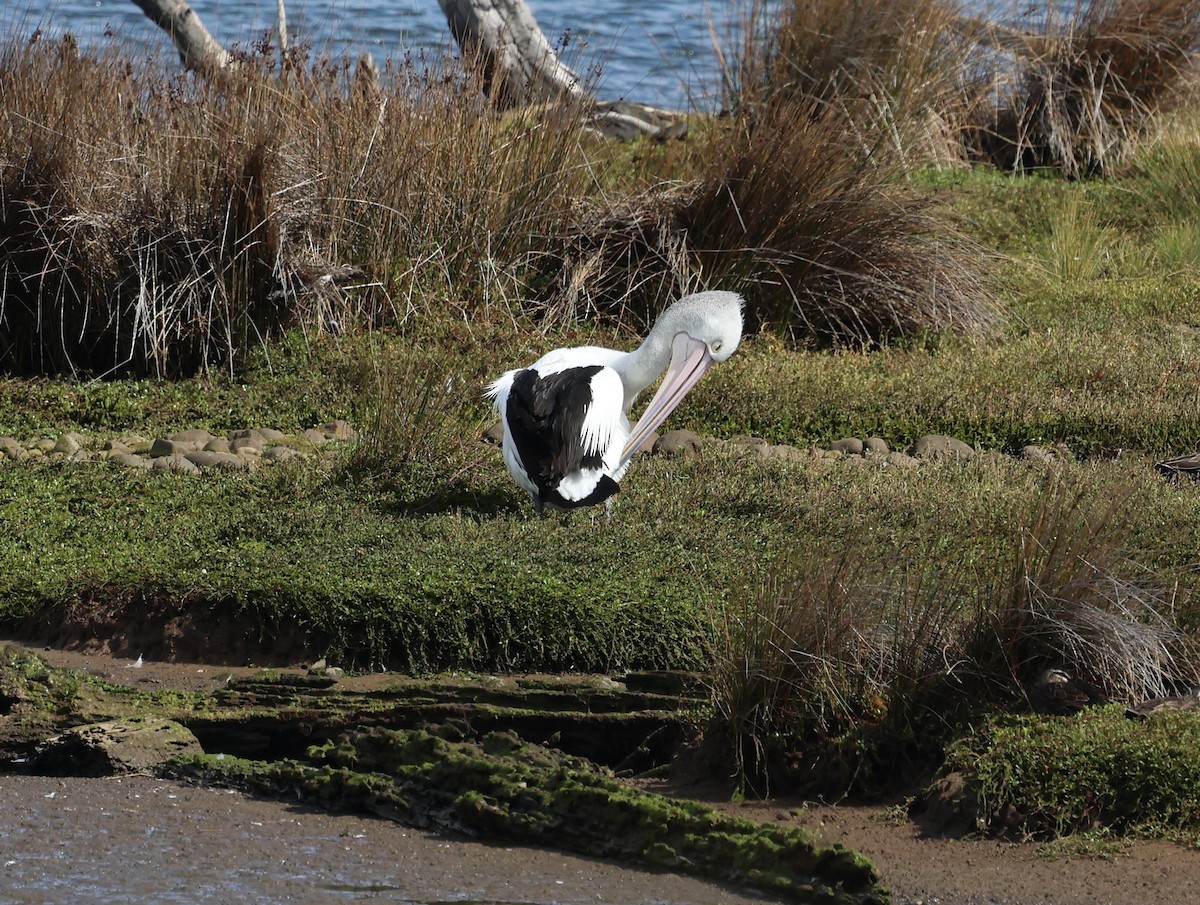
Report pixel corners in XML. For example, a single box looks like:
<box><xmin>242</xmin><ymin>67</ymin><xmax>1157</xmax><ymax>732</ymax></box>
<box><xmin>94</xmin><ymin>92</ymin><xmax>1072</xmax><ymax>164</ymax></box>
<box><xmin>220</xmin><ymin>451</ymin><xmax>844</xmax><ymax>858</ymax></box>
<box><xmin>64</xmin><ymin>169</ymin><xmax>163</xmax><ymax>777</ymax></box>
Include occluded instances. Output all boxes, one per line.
<box><xmin>705</xmin><ymin>479</ymin><xmax>1200</xmax><ymax>796</ymax></box>
<box><xmin>0</xmin><ymin>34</ymin><xmax>589</xmax><ymax>376</ymax></box>
<box><xmin>552</xmin><ymin>98</ymin><xmax>1000</xmax><ymax>345</ymax></box>
<box><xmin>967</xmin><ymin>0</ymin><xmax>1200</xmax><ymax>178</ymax></box>
<box><xmin>726</xmin><ymin>0</ymin><xmax>979</xmax><ymax>168</ymax></box>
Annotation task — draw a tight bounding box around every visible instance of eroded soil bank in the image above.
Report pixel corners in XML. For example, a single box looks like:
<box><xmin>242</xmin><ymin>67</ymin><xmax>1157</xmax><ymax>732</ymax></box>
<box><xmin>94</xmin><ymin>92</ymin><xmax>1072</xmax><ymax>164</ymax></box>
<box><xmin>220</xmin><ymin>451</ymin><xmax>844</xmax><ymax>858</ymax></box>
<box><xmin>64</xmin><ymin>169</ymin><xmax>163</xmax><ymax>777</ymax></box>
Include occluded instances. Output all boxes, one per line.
<box><xmin>8</xmin><ymin>644</ymin><xmax>1200</xmax><ymax>905</ymax></box>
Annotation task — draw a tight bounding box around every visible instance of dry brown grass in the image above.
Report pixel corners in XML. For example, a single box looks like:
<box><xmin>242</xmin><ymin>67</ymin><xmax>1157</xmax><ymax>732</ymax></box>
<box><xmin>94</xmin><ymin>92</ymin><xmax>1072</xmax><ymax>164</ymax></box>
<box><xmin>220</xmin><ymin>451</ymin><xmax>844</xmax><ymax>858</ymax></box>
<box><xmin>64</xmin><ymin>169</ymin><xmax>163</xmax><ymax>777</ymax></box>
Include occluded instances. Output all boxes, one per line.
<box><xmin>549</xmin><ymin>98</ymin><xmax>1000</xmax><ymax>345</ymax></box>
<box><xmin>966</xmin><ymin>0</ymin><xmax>1200</xmax><ymax>177</ymax></box>
<box><xmin>0</xmin><ymin>34</ymin><xmax>588</xmax><ymax>376</ymax></box>
<box><xmin>723</xmin><ymin>0</ymin><xmax>981</xmax><ymax>168</ymax></box>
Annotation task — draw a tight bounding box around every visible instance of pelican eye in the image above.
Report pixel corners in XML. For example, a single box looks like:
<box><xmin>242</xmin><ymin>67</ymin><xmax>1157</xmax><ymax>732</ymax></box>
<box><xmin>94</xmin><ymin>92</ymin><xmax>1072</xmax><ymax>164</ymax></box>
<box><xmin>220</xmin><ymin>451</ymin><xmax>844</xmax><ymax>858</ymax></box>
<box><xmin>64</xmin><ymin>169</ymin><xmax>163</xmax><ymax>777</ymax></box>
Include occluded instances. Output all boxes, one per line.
<box><xmin>712</xmin><ymin>340</ymin><xmax>723</xmax><ymax>353</ymax></box>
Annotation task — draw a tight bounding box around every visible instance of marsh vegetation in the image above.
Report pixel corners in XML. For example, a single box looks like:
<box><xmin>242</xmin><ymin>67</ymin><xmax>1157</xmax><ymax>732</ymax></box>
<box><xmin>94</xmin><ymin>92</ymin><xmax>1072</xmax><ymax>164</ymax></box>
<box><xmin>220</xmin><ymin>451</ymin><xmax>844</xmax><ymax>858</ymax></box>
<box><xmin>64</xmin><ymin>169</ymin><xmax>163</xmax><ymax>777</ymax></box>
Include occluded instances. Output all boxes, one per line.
<box><xmin>3</xmin><ymin>0</ymin><xmax>1200</xmax><ymax>851</ymax></box>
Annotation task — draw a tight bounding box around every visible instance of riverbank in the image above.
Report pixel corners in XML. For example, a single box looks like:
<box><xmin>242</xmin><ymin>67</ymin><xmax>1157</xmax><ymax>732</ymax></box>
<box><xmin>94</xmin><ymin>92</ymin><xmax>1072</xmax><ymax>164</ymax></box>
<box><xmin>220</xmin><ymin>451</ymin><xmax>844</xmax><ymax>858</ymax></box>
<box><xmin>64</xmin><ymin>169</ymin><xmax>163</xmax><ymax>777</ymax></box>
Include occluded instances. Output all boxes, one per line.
<box><xmin>11</xmin><ymin>645</ymin><xmax>1200</xmax><ymax>905</ymax></box>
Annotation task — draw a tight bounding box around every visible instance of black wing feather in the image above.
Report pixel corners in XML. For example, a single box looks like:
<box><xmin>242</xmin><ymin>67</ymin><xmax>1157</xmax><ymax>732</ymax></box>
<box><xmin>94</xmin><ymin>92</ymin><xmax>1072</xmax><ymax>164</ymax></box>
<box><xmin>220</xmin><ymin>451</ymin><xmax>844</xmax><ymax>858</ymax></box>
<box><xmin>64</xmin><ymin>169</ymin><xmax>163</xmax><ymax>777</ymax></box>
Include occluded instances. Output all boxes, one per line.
<box><xmin>506</xmin><ymin>366</ymin><xmax>617</xmax><ymax>508</ymax></box>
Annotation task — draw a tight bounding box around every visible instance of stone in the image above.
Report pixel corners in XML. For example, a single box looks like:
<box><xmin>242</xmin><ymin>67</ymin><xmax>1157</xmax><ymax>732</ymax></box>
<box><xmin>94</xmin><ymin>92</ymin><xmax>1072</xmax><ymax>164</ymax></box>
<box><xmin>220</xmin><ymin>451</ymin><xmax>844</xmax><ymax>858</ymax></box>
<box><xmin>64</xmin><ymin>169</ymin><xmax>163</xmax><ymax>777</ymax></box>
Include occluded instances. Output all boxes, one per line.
<box><xmin>184</xmin><ymin>450</ymin><xmax>248</xmax><ymax>472</ymax></box>
<box><xmin>263</xmin><ymin>446</ymin><xmax>302</xmax><ymax>462</ymax></box>
<box><xmin>319</xmin><ymin>419</ymin><xmax>356</xmax><ymax>441</ymax></box>
<box><xmin>53</xmin><ymin>434</ymin><xmax>83</xmax><ymax>455</ymax></box>
<box><xmin>102</xmin><ymin>439</ymin><xmax>131</xmax><ymax>454</ymax></box>
<box><xmin>1021</xmin><ymin>444</ymin><xmax>1055</xmax><ymax>463</ymax></box>
<box><xmin>66</xmin><ymin>449</ymin><xmax>94</xmax><ymax>463</ymax></box>
<box><xmin>258</xmin><ymin>428</ymin><xmax>287</xmax><ymax>442</ymax></box>
<box><xmin>829</xmin><ymin>437</ymin><xmax>864</xmax><ymax>456</ymax></box>
<box><xmin>910</xmin><ymin>434</ymin><xmax>974</xmax><ymax>461</ymax></box>
<box><xmin>302</xmin><ymin>428</ymin><xmax>330</xmax><ymax>445</ymax></box>
<box><xmin>111</xmin><ymin>453</ymin><xmax>150</xmax><ymax>469</ymax></box>
<box><xmin>0</xmin><ymin>436</ymin><xmax>20</xmax><ymax>454</ymax></box>
<box><xmin>203</xmin><ymin>438</ymin><xmax>232</xmax><ymax>453</ymax></box>
<box><xmin>169</xmin><ymin>428</ymin><xmax>215</xmax><ymax>444</ymax></box>
<box><xmin>654</xmin><ymin>429</ymin><xmax>703</xmax><ymax>457</ymax></box>
<box><xmin>228</xmin><ymin>428</ymin><xmax>267</xmax><ymax>444</ymax></box>
<box><xmin>150</xmin><ymin>438</ymin><xmax>197</xmax><ymax>457</ymax></box>
<box><xmin>725</xmin><ymin>435</ymin><xmax>769</xmax><ymax>456</ymax></box>
<box><xmin>481</xmin><ymin>422</ymin><xmax>505</xmax><ymax>445</ymax></box>
<box><xmin>31</xmin><ymin>438</ymin><xmax>55</xmax><ymax>452</ymax></box>
<box><xmin>230</xmin><ymin>437</ymin><xmax>262</xmax><ymax>453</ymax></box>
<box><xmin>864</xmin><ymin>437</ymin><xmax>890</xmax><ymax>455</ymax></box>
<box><xmin>761</xmin><ymin>444</ymin><xmax>809</xmax><ymax>463</ymax></box>
<box><xmin>884</xmin><ymin>451</ymin><xmax>920</xmax><ymax>469</ymax></box>
<box><xmin>31</xmin><ymin>717</ymin><xmax>203</xmax><ymax>777</ymax></box>
<box><xmin>150</xmin><ymin>454</ymin><xmax>201</xmax><ymax>474</ymax></box>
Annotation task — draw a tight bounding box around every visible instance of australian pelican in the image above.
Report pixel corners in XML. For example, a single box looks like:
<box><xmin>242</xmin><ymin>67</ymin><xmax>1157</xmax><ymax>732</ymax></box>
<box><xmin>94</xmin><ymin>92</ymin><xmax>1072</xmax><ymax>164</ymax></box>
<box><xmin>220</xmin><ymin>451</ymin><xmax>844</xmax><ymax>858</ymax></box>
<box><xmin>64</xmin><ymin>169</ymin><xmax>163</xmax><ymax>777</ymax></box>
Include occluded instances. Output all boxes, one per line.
<box><xmin>487</xmin><ymin>290</ymin><xmax>744</xmax><ymax>514</ymax></box>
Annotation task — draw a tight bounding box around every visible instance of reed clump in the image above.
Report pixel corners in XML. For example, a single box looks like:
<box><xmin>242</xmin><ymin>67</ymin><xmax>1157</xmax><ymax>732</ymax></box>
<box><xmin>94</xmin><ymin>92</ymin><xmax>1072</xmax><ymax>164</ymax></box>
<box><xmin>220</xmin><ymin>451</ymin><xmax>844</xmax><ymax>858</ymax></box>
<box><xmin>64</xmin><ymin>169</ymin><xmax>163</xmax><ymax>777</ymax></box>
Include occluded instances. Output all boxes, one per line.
<box><xmin>704</xmin><ymin>480</ymin><xmax>1200</xmax><ymax>796</ymax></box>
<box><xmin>0</xmin><ymin>34</ymin><xmax>589</xmax><ymax>377</ymax></box>
<box><xmin>965</xmin><ymin>0</ymin><xmax>1200</xmax><ymax>178</ymax></box>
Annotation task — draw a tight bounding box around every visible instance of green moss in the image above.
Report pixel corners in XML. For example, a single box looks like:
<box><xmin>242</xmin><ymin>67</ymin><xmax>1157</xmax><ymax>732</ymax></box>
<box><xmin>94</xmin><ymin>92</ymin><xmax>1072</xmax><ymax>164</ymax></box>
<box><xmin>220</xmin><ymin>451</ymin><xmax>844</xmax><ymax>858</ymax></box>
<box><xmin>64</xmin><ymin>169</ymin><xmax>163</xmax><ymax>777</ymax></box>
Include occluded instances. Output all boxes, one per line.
<box><xmin>167</xmin><ymin>727</ymin><xmax>887</xmax><ymax>904</ymax></box>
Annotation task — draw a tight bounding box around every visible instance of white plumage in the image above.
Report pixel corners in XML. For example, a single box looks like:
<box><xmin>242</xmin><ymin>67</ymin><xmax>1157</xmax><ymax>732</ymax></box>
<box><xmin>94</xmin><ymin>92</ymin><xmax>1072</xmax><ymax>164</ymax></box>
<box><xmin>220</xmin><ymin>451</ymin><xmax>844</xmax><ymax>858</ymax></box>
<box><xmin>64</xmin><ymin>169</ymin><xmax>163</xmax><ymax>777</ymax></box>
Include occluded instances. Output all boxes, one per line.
<box><xmin>487</xmin><ymin>290</ymin><xmax>744</xmax><ymax>514</ymax></box>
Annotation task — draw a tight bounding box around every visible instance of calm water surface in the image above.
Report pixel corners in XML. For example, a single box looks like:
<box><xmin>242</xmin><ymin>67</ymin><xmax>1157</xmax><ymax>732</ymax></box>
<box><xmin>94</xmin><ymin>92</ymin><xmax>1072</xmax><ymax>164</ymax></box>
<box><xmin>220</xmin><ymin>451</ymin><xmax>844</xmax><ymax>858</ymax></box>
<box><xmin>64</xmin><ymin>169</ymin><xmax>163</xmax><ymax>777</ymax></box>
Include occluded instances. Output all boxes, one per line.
<box><xmin>18</xmin><ymin>0</ymin><xmax>741</xmax><ymax>108</ymax></box>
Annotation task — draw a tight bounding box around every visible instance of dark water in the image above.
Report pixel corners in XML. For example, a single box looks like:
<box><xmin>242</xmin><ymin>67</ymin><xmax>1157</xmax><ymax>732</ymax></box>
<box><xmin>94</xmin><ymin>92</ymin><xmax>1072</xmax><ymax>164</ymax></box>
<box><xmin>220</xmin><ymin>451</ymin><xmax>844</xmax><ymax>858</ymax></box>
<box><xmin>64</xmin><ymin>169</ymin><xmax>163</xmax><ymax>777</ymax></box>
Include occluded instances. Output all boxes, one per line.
<box><xmin>16</xmin><ymin>1</ymin><xmax>738</xmax><ymax>109</ymax></box>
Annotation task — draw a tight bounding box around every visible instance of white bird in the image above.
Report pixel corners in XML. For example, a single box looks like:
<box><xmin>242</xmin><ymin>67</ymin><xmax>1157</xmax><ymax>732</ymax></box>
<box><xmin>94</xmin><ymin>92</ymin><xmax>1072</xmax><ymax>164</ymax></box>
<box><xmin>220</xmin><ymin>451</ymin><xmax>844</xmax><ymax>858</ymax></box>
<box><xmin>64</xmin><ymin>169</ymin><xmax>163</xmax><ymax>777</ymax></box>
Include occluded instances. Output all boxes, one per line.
<box><xmin>487</xmin><ymin>290</ymin><xmax>744</xmax><ymax>514</ymax></box>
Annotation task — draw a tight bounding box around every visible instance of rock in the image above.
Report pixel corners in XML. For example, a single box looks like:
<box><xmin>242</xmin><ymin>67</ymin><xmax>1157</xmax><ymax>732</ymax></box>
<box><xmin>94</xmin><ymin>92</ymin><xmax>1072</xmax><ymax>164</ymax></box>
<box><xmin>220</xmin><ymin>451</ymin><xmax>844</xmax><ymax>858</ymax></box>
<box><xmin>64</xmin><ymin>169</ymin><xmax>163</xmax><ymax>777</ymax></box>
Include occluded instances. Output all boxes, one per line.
<box><xmin>864</xmin><ymin>437</ymin><xmax>890</xmax><ymax>455</ymax></box>
<box><xmin>301</xmin><ymin>428</ymin><xmax>330</xmax><ymax>445</ymax></box>
<box><xmin>1021</xmin><ymin>445</ymin><xmax>1055</xmax><ymax>463</ymax></box>
<box><xmin>31</xmin><ymin>438</ymin><xmax>55</xmax><ymax>452</ymax></box>
<box><xmin>761</xmin><ymin>444</ymin><xmax>809</xmax><ymax>463</ymax></box>
<box><xmin>884</xmin><ymin>451</ymin><xmax>919</xmax><ymax>469</ymax></box>
<box><xmin>258</xmin><ymin>428</ymin><xmax>287</xmax><ymax>442</ymax></box>
<box><xmin>0</xmin><ymin>436</ymin><xmax>20</xmax><ymax>454</ymax></box>
<box><xmin>169</xmin><ymin>428</ymin><xmax>215</xmax><ymax>444</ymax></box>
<box><xmin>31</xmin><ymin>717</ymin><xmax>203</xmax><ymax>777</ymax></box>
<box><xmin>66</xmin><ymin>449</ymin><xmax>95</xmax><ymax>463</ymax></box>
<box><xmin>910</xmin><ymin>434</ymin><xmax>974</xmax><ymax>461</ymax></box>
<box><xmin>203</xmin><ymin>438</ymin><xmax>232</xmax><ymax>453</ymax></box>
<box><xmin>481</xmin><ymin>422</ymin><xmax>505</xmax><ymax>445</ymax></box>
<box><xmin>102</xmin><ymin>439</ymin><xmax>131</xmax><ymax>454</ymax></box>
<box><xmin>319</xmin><ymin>420</ymin><xmax>356</xmax><ymax>441</ymax></box>
<box><xmin>263</xmin><ymin>446</ymin><xmax>302</xmax><ymax>462</ymax></box>
<box><xmin>184</xmin><ymin>450</ymin><xmax>248</xmax><ymax>472</ymax></box>
<box><xmin>111</xmin><ymin>453</ymin><xmax>151</xmax><ymax>469</ymax></box>
<box><xmin>230</xmin><ymin>437</ymin><xmax>262</xmax><ymax>454</ymax></box>
<box><xmin>829</xmin><ymin>437</ymin><xmax>864</xmax><ymax>456</ymax></box>
<box><xmin>654</xmin><ymin>429</ymin><xmax>703</xmax><ymax>457</ymax></box>
<box><xmin>724</xmin><ymin>435</ymin><xmax>769</xmax><ymax>456</ymax></box>
<box><xmin>228</xmin><ymin>428</ymin><xmax>267</xmax><ymax>444</ymax></box>
<box><xmin>150</xmin><ymin>438</ymin><xmax>197</xmax><ymax>457</ymax></box>
<box><xmin>53</xmin><ymin>434</ymin><xmax>83</xmax><ymax>455</ymax></box>
<box><xmin>150</xmin><ymin>454</ymin><xmax>201</xmax><ymax>475</ymax></box>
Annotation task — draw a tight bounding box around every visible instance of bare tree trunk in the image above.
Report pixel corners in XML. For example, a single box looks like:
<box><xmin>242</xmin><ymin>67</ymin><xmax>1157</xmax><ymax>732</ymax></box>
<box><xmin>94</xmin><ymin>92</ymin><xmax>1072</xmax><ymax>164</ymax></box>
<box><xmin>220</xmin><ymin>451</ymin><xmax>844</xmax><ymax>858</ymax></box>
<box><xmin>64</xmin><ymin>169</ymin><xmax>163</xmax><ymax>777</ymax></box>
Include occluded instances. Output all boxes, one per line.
<box><xmin>129</xmin><ymin>0</ymin><xmax>231</xmax><ymax>74</ymax></box>
<box><xmin>436</xmin><ymin>0</ymin><xmax>686</xmax><ymax>140</ymax></box>
<box><xmin>436</xmin><ymin>0</ymin><xmax>585</xmax><ymax>108</ymax></box>
<box><xmin>276</xmin><ymin>0</ymin><xmax>289</xmax><ymax>56</ymax></box>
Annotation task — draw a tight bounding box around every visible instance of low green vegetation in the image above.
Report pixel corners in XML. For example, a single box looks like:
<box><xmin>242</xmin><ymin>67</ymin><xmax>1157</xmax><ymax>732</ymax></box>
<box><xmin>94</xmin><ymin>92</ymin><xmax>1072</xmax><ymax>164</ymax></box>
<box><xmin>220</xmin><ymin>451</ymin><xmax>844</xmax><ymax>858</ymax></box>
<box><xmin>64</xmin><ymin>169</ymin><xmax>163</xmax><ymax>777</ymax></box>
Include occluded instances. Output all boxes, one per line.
<box><xmin>944</xmin><ymin>709</ymin><xmax>1200</xmax><ymax>842</ymax></box>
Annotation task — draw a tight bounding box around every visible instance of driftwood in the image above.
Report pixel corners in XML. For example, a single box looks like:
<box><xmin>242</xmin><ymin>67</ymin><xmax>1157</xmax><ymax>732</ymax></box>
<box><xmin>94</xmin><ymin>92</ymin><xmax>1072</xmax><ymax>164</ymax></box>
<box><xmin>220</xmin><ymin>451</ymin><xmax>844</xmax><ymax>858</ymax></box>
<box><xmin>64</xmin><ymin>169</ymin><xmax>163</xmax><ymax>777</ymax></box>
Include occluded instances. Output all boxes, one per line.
<box><xmin>128</xmin><ymin>0</ymin><xmax>231</xmax><ymax>74</ymax></box>
<box><xmin>436</xmin><ymin>0</ymin><xmax>688</xmax><ymax>140</ymax></box>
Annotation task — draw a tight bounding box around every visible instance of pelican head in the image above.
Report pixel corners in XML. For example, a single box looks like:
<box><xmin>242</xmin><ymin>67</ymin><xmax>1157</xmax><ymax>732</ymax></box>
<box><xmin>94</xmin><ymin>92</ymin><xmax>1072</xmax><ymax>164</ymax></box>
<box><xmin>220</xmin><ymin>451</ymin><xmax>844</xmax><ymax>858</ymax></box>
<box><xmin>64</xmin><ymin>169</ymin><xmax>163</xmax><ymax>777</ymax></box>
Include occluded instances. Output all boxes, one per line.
<box><xmin>620</xmin><ymin>290</ymin><xmax>744</xmax><ymax>464</ymax></box>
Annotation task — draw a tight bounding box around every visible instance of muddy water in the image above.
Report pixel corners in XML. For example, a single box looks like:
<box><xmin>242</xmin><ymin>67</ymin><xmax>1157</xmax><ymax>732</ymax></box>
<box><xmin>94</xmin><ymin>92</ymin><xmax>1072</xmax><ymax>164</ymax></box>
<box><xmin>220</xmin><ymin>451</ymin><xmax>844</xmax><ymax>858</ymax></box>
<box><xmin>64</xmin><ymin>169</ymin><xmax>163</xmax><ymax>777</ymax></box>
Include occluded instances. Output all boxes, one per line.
<box><xmin>0</xmin><ymin>775</ymin><xmax>782</xmax><ymax>905</ymax></box>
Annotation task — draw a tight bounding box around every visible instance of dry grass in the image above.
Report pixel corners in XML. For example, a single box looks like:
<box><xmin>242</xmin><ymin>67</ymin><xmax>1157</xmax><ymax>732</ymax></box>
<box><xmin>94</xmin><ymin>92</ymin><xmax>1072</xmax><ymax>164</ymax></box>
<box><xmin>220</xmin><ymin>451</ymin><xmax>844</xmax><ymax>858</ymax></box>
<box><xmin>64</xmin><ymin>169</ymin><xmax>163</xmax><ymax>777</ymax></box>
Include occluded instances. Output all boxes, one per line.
<box><xmin>705</xmin><ymin>479</ymin><xmax>1200</xmax><ymax>794</ymax></box>
<box><xmin>0</xmin><ymin>34</ymin><xmax>589</xmax><ymax>376</ymax></box>
<box><xmin>550</xmin><ymin>99</ymin><xmax>1000</xmax><ymax>345</ymax></box>
<box><xmin>723</xmin><ymin>0</ymin><xmax>980</xmax><ymax>168</ymax></box>
<box><xmin>966</xmin><ymin>0</ymin><xmax>1200</xmax><ymax>178</ymax></box>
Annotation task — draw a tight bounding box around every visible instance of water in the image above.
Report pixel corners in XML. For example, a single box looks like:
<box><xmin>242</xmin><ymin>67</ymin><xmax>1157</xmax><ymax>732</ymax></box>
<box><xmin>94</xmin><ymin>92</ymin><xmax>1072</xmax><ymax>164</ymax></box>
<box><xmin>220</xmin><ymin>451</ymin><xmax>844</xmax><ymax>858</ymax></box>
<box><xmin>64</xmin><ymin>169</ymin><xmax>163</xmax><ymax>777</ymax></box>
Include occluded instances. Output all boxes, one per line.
<box><xmin>13</xmin><ymin>0</ymin><xmax>740</xmax><ymax>109</ymax></box>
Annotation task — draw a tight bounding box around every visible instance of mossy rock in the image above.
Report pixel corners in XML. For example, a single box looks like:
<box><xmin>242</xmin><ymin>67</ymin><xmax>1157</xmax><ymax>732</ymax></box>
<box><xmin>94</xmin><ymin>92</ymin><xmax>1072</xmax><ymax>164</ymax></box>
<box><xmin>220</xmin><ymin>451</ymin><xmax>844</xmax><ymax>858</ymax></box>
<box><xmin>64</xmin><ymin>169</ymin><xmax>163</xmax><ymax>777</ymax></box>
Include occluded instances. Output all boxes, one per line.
<box><xmin>166</xmin><ymin>727</ymin><xmax>887</xmax><ymax>904</ymax></box>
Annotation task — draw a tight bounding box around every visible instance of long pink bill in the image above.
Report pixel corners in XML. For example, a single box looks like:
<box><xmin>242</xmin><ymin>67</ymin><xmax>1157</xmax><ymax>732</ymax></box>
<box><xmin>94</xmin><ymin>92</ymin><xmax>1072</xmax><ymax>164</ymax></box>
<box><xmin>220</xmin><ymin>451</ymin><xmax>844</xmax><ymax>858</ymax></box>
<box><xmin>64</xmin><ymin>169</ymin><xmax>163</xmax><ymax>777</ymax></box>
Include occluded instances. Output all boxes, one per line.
<box><xmin>620</xmin><ymin>331</ymin><xmax>714</xmax><ymax>467</ymax></box>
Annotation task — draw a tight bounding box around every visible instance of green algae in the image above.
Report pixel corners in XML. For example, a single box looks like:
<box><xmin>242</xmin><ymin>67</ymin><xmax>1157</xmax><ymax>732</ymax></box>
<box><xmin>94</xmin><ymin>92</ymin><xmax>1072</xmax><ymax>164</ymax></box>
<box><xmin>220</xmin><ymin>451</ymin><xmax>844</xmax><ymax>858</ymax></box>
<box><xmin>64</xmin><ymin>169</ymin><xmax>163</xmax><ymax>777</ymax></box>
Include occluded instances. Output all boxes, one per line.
<box><xmin>167</xmin><ymin>727</ymin><xmax>887</xmax><ymax>904</ymax></box>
